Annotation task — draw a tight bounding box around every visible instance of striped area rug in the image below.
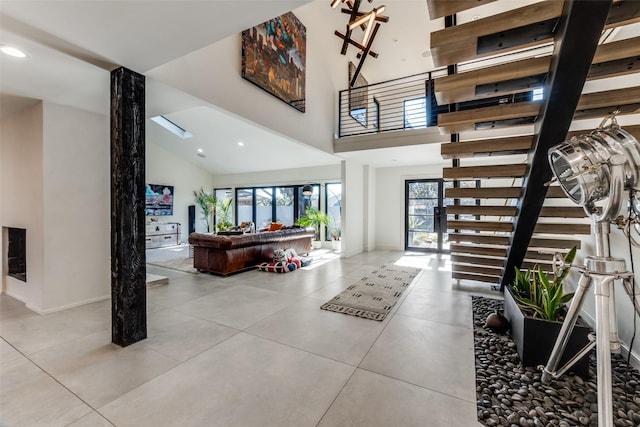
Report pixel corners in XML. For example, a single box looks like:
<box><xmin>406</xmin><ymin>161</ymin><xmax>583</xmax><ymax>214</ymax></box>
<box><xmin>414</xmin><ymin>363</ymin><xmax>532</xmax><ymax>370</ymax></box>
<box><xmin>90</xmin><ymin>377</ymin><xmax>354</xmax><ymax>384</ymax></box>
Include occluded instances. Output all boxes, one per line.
<box><xmin>320</xmin><ymin>264</ymin><xmax>421</xmax><ymax>321</ymax></box>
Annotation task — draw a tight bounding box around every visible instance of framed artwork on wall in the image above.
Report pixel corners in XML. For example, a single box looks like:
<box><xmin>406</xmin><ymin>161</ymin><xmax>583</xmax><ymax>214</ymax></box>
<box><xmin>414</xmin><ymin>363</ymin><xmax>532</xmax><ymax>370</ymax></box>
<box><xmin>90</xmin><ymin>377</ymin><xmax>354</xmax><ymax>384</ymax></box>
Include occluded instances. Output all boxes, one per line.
<box><xmin>241</xmin><ymin>12</ymin><xmax>306</xmax><ymax>112</ymax></box>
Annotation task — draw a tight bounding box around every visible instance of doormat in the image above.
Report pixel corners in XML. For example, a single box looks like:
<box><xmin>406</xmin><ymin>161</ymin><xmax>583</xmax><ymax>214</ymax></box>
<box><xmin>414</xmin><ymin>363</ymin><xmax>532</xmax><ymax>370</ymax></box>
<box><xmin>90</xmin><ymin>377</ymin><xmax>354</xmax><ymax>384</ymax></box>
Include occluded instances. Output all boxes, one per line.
<box><xmin>472</xmin><ymin>296</ymin><xmax>640</xmax><ymax>427</ymax></box>
<box><xmin>320</xmin><ymin>264</ymin><xmax>421</xmax><ymax>321</ymax></box>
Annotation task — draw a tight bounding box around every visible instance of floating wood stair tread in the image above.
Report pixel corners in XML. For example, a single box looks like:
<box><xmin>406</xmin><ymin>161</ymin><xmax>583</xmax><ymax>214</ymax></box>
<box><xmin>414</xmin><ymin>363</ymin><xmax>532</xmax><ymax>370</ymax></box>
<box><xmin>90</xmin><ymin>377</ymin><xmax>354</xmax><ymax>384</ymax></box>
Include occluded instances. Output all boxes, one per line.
<box><xmin>446</xmin><ymin>205</ymin><xmax>517</xmax><ymax>217</ymax></box>
<box><xmin>435</xmin><ymin>56</ymin><xmax>551</xmax><ymax>105</ymax></box>
<box><xmin>451</xmin><ymin>254</ymin><xmax>505</xmax><ymax>267</ymax></box>
<box><xmin>452</xmin><ymin>272</ymin><xmax>499</xmax><ymax>284</ymax></box>
<box><xmin>434</xmin><ymin>36</ymin><xmax>640</xmax><ymax>105</ymax></box>
<box><xmin>445</xmin><ymin>186</ymin><xmax>567</xmax><ymax>199</ymax></box>
<box><xmin>452</xmin><ymin>264</ymin><xmax>502</xmax><ymax>277</ymax></box>
<box><xmin>450</xmin><ymin>243</ymin><xmax>564</xmax><ymax>260</ymax></box>
<box><xmin>441</xmin><ymin>135</ymin><xmax>533</xmax><ymax>159</ymax></box>
<box><xmin>449</xmin><ymin>233</ymin><xmax>509</xmax><ymax>246</ymax></box>
<box><xmin>443</xmin><ymin>164</ymin><xmax>527</xmax><ymax>179</ymax></box>
<box><xmin>575</xmin><ymin>86</ymin><xmax>640</xmax><ymax>115</ymax></box>
<box><xmin>438</xmin><ymin>101</ymin><xmax>541</xmax><ymax>134</ymax></box>
<box><xmin>430</xmin><ymin>1</ymin><xmax>563</xmax><ymax>67</ymax></box>
<box><xmin>534</xmin><ymin>223</ymin><xmax>591</xmax><ymax>235</ymax></box>
<box><xmin>426</xmin><ymin>0</ymin><xmax>497</xmax><ymax>20</ymax></box>
<box><xmin>449</xmin><ymin>233</ymin><xmax>581</xmax><ymax>250</ymax></box>
<box><xmin>529</xmin><ymin>237</ymin><xmax>581</xmax><ymax>250</ymax></box>
<box><xmin>448</xmin><ymin>220</ymin><xmax>513</xmax><ymax>232</ymax></box>
<box><xmin>446</xmin><ymin>187</ymin><xmax>522</xmax><ymax>199</ymax></box>
<box><xmin>539</xmin><ymin>206</ymin><xmax>586</xmax><ymax>218</ymax></box>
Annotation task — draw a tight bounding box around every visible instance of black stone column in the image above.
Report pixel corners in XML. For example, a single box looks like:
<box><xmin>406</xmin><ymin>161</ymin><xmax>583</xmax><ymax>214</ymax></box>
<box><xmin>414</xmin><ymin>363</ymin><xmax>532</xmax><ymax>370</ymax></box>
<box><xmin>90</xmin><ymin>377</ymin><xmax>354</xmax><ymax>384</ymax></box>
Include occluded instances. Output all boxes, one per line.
<box><xmin>111</xmin><ymin>66</ymin><xmax>146</xmax><ymax>347</ymax></box>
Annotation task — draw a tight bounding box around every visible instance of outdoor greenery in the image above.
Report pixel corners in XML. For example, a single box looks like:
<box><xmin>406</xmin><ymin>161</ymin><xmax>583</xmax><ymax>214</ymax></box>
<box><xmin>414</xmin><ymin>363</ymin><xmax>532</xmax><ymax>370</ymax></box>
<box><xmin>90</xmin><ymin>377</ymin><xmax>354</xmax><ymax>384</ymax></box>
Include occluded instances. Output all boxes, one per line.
<box><xmin>193</xmin><ymin>187</ymin><xmax>217</xmax><ymax>232</ymax></box>
<box><xmin>510</xmin><ymin>246</ymin><xmax>577</xmax><ymax>321</ymax></box>
<box><xmin>216</xmin><ymin>198</ymin><xmax>233</xmax><ymax>231</ymax></box>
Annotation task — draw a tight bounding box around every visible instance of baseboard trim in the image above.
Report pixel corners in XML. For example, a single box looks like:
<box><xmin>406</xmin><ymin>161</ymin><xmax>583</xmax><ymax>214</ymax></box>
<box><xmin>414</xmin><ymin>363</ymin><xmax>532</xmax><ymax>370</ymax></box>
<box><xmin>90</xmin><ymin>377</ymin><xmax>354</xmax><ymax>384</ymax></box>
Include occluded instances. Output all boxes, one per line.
<box><xmin>26</xmin><ymin>295</ymin><xmax>110</xmax><ymax>315</ymax></box>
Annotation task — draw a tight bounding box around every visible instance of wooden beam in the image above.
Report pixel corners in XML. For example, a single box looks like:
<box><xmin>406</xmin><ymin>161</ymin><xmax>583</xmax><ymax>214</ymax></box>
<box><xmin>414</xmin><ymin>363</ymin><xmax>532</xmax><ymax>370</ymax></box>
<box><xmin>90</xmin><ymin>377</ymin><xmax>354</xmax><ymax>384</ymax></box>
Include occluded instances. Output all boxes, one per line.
<box><xmin>447</xmin><ymin>220</ymin><xmax>513</xmax><ymax>232</ymax></box>
<box><xmin>501</xmin><ymin>0</ymin><xmax>613</xmax><ymax>290</ymax></box>
<box><xmin>534</xmin><ymin>222</ymin><xmax>591</xmax><ymax>234</ymax></box>
<box><xmin>446</xmin><ymin>205</ymin><xmax>517</xmax><ymax>217</ymax></box>
<box><xmin>449</xmin><ymin>233</ymin><xmax>510</xmax><ymax>246</ymax></box>
<box><xmin>539</xmin><ymin>206</ymin><xmax>586</xmax><ymax>218</ymax></box>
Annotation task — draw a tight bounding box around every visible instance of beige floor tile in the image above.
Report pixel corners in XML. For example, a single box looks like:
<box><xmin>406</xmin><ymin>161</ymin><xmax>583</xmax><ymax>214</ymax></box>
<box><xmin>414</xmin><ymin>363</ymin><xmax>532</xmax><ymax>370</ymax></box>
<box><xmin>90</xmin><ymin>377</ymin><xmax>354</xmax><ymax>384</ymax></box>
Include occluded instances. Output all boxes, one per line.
<box><xmin>0</xmin><ymin>294</ymin><xmax>37</xmax><ymax>322</ymax></box>
<box><xmin>29</xmin><ymin>329</ymin><xmax>179</xmax><ymax>408</ymax></box>
<box><xmin>243</xmin><ymin>269</ymin><xmax>339</xmax><ymax>297</ymax></box>
<box><xmin>318</xmin><ymin>368</ymin><xmax>479</xmax><ymax>427</ymax></box>
<box><xmin>1</xmin><ymin>337</ymin><xmax>22</xmax><ymax>364</ymax></box>
<box><xmin>396</xmin><ymin>288</ymin><xmax>473</xmax><ymax>329</ymax></box>
<box><xmin>172</xmin><ymin>284</ymin><xmax>301</xmax><ymax>329</ymax></box>
<box><xmin>247</xmin><ymin>296</ymin><xmax>387</xmax><ymax>365</ymax></box>
<box><xmin>142</xmin><ymin>308</ymin><xmax>238</xmax><ymax>361</ymax></box>
<box><xmin>99</xmin><ymin>333</ymin><xmax>355</xmax><ymax>427</ymax></box>
<box><xmin>0</xmin><ymin>356</ymin><xmax>92</xmax><ymax>427</ymax></box>
<box><xmin>360</xmin><ymin>314</ymin><xmax>476</xmax><ymax>402</ymax></box>
<box><xmin>306</xmin><ymin>275</ymin><xmax>359</xmax><ymax>299</ymax></box>
<box><xmin>0</xmin><ymin>299</ymin><xmax>111</xmax><ymax>355</ymax></box>
<box><xmin>67</xmin><ymin>411</ymin><xmax>115</xmax><ymax>427</ymax></box>
<box><xmin>146</xmin><ymin>274</ymin><xmax>233</xmax><ymax>308</ymax></box>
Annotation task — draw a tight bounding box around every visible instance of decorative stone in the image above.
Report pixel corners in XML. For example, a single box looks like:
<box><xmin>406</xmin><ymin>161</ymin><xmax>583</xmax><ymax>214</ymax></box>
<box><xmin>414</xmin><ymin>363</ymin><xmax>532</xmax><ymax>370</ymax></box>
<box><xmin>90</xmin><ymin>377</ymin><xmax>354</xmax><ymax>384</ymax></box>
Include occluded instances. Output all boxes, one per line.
<box><xmin>472</xmin><ymin>297</ymin><xmax>640</xmax><ymax>427</ymax></box>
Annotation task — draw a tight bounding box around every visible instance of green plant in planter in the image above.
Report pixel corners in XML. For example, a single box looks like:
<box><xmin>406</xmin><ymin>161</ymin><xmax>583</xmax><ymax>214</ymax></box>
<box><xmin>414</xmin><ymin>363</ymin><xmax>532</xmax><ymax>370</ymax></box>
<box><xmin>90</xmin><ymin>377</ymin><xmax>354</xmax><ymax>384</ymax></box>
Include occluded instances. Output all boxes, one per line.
<box><xmin>296</xmin><ymin>207</ymin><xmax>329</xmax><ymax>240</ymax></box>
<box><xmin>510</xmin><ymin>246</ymin><xmax>577</xmax><ymax>321</ymax></box>
<box><xmin>193</xmin><ymin>187</ymin><xmax>217</xmax><ymax>232</ymax></box>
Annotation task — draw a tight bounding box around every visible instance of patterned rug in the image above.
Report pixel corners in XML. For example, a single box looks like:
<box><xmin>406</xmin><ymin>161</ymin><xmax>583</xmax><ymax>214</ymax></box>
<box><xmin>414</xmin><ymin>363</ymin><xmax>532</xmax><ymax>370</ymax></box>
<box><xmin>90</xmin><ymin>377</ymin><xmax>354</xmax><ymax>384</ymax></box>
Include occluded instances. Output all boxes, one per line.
<box><xmin>320</xmin><ymin>264</ymin><xmax>421</xmax><ymax>321</ymax></box>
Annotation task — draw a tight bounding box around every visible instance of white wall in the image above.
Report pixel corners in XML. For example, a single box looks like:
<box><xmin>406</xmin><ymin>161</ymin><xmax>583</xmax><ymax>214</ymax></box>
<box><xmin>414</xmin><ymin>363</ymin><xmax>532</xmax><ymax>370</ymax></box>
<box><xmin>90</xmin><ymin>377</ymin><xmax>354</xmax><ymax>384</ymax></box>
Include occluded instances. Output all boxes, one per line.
<box><xmin>212</xmin><ymin>164</ymin><xmax>340</xmax><ymax>189</ymax></box>
<box><xmin>1</xmin><ymin>102</ymin><xmax>111</xmax><ymax>313</ymax></box>
<box><xmin>147</xmin><ymin>2</ymin><xmax>346</xmax><ymax>156</ymax></box>
<box><xmin>146</xmin><ymin>143</ymin><xmax>214</xmax><ymax>236</ymax></box>
<box><xmin>363</xmin><ymin>164</ymin><xmax>376</xmax><ymax>252</ymax></box>
<box><xmin>1</xmin><ymin>103</ymin><xmax>44</xmax><ymax>307</ymax></box>
<box><xmin>41</xmin><ymin>103</ymin><xmax>110</xmax><ymax>312</ymax></box>
<box><xmin>343</xmin><ymin>160</ymin><xmax>365</xmax><ymax>257</ymax></box>
<box><xmin>374</xmin><ymin>162</ymin><xmax>448</xmax><ymax>250</ymax></box>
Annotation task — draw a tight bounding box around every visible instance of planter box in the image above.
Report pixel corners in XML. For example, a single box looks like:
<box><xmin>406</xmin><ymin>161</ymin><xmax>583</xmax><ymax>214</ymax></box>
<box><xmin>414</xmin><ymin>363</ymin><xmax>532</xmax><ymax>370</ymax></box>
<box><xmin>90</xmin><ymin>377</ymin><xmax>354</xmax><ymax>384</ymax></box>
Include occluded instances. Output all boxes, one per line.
<box><xmin>503</xmin><ymin>287</ymin><xmax>591</xmax><ymax>378</ymax></box>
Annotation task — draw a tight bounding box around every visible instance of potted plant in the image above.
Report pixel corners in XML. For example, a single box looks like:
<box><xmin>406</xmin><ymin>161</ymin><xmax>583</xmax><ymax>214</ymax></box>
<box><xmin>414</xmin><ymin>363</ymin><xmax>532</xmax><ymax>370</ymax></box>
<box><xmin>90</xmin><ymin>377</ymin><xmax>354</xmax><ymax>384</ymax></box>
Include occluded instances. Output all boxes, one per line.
<box><xmin>503</xmin><ymin>246</ymin><xmax>591</xmax><ymax>377</ymax></box>
<box><xmin>329</xmin><ymin>222</ymin><xmax>341</xmax><ymax>252</ymax></box>
<box><xmin>193</xmin><ymin>187</ymin><xmax>217</xmax><ymax>233</ymax></box>
<box><xmin>296</xmin><ymin>207</ymin><xmax>329</xmax><ymax>248</ymax></box>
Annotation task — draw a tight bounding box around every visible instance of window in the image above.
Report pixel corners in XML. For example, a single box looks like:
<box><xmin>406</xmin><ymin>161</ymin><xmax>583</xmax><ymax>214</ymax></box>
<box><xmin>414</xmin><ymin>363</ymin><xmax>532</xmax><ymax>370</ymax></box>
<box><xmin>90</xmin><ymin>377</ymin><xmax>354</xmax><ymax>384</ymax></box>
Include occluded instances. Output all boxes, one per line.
<box><xmin>532</xmin><ymin>87</ymin><xmax>544</xmax><ymax>101</ymax></box>
<box><xmin>404</xmin><ymin>97</ymin><xmax>427</xmax><ymax>129</ymax></box>
<box><xmin>235</xmin><ymin>184</ymin><xmax>321</xmax><ymax>230</ymax></box>
<box><xmin>325</xmin><ymin>183</ymin><xmax>342</xmax><ymax>241</ymax></box>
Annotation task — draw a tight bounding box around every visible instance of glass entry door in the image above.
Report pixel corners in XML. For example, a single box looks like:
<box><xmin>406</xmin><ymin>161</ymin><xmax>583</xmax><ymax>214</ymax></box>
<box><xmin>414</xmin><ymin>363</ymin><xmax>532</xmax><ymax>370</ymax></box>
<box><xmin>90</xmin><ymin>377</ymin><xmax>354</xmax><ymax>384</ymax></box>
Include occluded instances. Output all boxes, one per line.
<box><xmin>405</xmin><ymin>179</ymin><xmax>451</xmax><ymax>252</ymax></box>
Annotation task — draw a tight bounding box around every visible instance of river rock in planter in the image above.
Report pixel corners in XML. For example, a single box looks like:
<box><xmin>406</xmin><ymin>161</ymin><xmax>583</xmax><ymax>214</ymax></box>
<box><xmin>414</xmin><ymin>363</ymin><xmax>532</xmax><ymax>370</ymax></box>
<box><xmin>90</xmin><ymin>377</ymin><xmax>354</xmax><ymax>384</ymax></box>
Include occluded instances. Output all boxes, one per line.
<box><xmin>503</xmin><ymin>287</ymin><xmax>591</xmax><ymax>378</ymax></box>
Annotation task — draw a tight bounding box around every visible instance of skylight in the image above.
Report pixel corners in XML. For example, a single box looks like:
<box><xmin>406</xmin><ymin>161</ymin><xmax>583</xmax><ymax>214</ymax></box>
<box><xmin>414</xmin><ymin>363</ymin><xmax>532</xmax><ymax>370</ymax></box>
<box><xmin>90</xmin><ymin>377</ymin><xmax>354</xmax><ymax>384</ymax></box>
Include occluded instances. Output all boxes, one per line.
<box><xmin>150</xmin><ymin>115</ymin><xmax>192</xmax><ymax>139</ymax></box>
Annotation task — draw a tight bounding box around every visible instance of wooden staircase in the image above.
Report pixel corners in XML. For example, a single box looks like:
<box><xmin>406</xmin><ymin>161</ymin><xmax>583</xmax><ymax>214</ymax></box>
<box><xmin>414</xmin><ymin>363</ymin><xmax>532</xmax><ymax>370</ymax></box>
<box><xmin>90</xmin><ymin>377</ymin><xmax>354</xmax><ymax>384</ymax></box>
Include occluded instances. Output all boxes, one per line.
<box><xmin>427</xmin><ymin>0</ymin><xmax>640</xmax><ymax>288</ymax></box>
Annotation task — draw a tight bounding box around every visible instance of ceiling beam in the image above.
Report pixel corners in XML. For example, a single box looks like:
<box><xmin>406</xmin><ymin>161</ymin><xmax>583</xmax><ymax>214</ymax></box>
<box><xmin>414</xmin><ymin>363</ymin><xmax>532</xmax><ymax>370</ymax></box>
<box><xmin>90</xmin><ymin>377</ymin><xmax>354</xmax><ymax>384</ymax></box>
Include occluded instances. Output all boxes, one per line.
<box><xmin>500</xmin><ymin>0</ymin><xmax>613</xmax><ymax>291</ymax></box>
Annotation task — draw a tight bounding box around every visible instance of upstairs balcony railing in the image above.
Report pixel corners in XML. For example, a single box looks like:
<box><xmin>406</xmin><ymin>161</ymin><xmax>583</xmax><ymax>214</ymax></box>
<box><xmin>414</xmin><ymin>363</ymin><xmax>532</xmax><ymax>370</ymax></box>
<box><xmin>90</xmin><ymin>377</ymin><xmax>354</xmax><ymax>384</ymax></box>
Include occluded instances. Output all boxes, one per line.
<box><xmin>337</xmin><ymin>71</ymin><xmax>447</xmax><ymax>138</ymax></box>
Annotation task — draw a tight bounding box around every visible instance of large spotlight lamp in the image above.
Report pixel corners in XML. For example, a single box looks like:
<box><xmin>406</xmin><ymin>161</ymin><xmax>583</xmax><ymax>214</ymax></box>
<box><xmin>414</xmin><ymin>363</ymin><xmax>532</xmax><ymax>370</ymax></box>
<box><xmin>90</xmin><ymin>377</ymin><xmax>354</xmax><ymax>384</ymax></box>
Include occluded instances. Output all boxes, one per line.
<box><xmin>542</xmin><ymin>115</ymin><xmax>640</xmax><ymax>427</ymax></box>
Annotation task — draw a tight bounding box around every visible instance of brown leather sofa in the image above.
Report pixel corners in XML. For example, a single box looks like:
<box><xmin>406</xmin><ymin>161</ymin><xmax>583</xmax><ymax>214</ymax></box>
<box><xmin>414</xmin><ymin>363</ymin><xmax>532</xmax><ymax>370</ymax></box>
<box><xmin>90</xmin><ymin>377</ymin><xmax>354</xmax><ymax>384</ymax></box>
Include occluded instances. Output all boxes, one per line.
<box><xmin>188</xmin><ymin>226</ymin><xmax>315</xmax><ymax>276</ymax></box>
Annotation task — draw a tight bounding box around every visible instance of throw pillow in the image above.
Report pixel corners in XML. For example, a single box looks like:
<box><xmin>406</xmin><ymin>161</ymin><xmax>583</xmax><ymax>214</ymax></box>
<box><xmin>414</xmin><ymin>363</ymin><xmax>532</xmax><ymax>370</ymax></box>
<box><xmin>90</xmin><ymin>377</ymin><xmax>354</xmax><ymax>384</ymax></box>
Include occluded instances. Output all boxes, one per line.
<box><xmin>268</xmin><ymin>222</ymin><xmax>284</xmax><ymax>232</ymax></box>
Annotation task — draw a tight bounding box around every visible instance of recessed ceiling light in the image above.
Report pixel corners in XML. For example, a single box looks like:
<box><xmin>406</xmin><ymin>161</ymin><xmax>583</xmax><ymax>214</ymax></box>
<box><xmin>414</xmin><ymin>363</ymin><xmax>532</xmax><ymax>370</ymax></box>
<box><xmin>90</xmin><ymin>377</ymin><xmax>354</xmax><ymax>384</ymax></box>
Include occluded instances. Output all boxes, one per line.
<box><xmin>0</xmin><ymin>45</ymin><xmax>28</xmax><ymax>58</ymax></box>
<box><xmin>150</xmin><ymin>115</ymin><xmax>192</xmax><ymax>139</ymax></box>
<box><xmin>237</xmin><ymin>141</ymin><xmax>244</xmax><ymax>147</ymax></box>
<box><xmin>197</xmin><ymin>148</ymin><xmax>204</xmax><ymax>153</ymax></box>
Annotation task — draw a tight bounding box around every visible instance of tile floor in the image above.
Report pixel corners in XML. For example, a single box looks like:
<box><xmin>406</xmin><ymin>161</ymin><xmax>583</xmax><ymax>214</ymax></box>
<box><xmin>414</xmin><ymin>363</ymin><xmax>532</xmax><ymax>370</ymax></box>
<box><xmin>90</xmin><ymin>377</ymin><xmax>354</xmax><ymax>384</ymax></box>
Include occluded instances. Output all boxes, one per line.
<box><xmin>1</xmin><ymin>249</ymin><xmax>498</xmax><ymax>426</ymax></box>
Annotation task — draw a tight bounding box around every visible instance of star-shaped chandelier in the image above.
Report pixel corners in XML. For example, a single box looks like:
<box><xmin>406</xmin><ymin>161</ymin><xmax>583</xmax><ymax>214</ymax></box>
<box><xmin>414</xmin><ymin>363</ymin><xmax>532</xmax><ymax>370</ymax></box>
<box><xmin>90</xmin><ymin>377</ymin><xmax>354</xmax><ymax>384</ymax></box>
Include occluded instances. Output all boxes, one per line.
<box><xmin>331</xmin><ymin>0</ymin><xmax>389</xmax><ymax>87</ymax></box>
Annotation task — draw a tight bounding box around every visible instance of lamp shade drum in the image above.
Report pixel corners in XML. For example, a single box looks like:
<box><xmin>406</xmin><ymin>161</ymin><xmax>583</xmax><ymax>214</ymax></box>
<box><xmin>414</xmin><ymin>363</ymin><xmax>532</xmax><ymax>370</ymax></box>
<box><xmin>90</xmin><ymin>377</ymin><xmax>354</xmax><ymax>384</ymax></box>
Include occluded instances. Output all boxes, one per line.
<box><xmin>548</xmin><ymin>123</ymin><xmax>640</xmax><ymax>206</ymax></box>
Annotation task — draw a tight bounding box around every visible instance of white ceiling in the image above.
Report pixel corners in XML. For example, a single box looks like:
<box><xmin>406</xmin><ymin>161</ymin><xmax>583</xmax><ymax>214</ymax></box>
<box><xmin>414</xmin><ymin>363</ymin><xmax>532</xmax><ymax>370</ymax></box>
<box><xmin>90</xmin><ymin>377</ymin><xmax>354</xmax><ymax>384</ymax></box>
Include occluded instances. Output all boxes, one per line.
<box><xmin>6</xmin><ymin>0</ymin><xmax>630</xmax><ymax>174</ymax></box>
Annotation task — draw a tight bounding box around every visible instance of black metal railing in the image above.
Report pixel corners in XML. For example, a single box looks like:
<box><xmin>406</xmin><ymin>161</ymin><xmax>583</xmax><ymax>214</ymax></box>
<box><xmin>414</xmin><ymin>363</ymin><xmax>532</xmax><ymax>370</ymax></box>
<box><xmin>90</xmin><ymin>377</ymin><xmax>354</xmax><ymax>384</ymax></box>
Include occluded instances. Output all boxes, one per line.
<box><xmin>337</xmin><ymin>70</ymin><xmax>448</xmax><ymax>138</ymax></box>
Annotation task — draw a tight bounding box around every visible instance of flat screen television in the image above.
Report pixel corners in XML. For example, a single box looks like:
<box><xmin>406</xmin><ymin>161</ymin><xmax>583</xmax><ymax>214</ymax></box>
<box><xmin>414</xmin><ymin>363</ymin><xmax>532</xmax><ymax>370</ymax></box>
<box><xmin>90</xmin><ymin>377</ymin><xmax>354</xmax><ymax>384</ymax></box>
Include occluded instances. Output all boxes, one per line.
<box><xmin>145</xmin><ymin>184</ymin><xmax>174</xmax><ymax>216</ymax></box>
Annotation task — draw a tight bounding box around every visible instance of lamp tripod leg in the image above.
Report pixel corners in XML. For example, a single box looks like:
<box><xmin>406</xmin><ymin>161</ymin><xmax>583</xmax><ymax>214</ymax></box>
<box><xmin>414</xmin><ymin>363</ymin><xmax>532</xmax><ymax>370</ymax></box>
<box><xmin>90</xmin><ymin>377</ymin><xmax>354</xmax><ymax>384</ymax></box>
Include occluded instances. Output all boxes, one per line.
<box><xmin>542</xmin><ymin>272</ymin><xmax>592</xmax><ymax>383</ymax></box>
<box><xmin>594</xmin><ymin>275</ymin><xmax>616</xmax><ymax>427</ymax></box>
